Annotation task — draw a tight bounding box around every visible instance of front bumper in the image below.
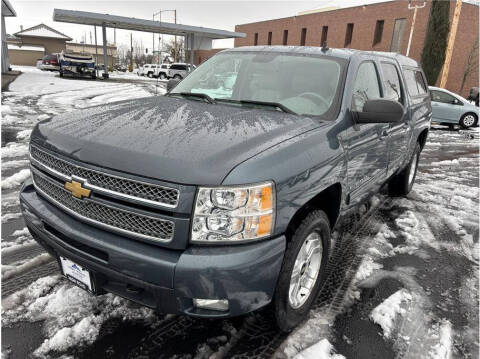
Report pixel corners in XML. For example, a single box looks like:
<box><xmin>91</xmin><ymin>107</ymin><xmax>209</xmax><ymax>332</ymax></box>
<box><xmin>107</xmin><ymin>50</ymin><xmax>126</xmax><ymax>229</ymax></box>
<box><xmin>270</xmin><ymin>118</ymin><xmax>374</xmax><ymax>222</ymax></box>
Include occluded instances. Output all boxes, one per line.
<box><xmin>20</xmin><ymin>179</ymin><xmax>286</xmax><ymax>317</ymax></box>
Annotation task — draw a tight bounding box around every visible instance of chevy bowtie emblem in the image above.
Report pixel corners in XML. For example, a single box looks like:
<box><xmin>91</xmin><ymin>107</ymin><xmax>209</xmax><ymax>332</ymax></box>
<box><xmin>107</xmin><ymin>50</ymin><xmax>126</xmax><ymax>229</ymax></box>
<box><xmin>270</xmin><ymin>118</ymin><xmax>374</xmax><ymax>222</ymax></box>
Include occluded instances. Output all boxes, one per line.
<box><xmin>65</xmin><ymin>180</ymin><xmax>91</xmax><ymax>199</ymax></box>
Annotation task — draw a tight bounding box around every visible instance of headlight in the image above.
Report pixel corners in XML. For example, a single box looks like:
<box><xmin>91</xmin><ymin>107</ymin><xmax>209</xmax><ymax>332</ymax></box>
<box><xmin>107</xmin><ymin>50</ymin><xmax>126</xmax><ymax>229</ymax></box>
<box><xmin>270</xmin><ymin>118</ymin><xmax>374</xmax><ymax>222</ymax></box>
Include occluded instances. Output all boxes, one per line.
<box><xmin>191</xmin><ymin>181</ymin><xmax>275</xmax><ymax>243</ymax></box>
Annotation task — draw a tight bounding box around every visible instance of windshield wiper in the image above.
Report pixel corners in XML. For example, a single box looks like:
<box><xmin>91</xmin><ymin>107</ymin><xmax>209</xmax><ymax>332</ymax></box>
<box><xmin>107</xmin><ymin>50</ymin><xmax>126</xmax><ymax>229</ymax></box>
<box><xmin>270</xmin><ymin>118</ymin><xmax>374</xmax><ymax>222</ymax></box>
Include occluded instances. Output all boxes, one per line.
<box><xmin>216</xmin><ymin>99</ymin><xmax>297</xmax><ymax>115</ymax></box>
<box><xmin>168</xmin><ymin>92</ymin><xmax>216</xmax><ymax>104</ymax></box>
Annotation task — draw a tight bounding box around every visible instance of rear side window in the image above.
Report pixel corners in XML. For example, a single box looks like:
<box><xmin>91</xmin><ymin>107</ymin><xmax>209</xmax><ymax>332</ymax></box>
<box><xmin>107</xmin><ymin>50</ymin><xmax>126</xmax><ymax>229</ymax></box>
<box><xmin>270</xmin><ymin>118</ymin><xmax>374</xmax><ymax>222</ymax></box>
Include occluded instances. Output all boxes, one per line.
<box><xmin>352</xmin><ymin>62</ymin><xmax>382</xmax><ymax>111</ymax></box>
<box><xmin>404</xmin><ymin>69</ymin><xmax>427</xmax><ymax>96</ymax></box>
<box><xmin>414</xmin><ymin>71</ymin><xmax>427</xmax><ymax>94</ymax></box>
<box><xmin>381</xmin><ymin>62</ymin><xmax>403</xmax><ymax>103</ymax></box>
<box><xmin>171</xmin><ymin>64</ymin><xmax>186</xmax><ymax>70</ymax></box>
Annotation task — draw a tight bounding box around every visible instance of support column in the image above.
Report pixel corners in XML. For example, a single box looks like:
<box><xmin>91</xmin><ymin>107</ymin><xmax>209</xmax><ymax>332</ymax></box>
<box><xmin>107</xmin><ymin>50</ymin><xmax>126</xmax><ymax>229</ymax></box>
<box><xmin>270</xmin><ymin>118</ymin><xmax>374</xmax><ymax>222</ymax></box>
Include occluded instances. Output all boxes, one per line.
<box><xmin>102</xmin><ymin>24</ymin><xmax>109</xmax><ymax>79</ymax></box>
<box><xmin>190</xmin><ymin>33</ymin><xmax>195</xmax><ymax>69</ymax></box>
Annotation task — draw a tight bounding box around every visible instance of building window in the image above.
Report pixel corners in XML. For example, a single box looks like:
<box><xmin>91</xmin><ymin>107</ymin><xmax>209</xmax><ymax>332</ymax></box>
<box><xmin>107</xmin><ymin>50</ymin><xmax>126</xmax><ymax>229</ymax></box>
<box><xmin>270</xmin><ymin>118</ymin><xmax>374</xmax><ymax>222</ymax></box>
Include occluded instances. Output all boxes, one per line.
<box><xmin>301</xmin><ymin>28</ymin><xmax>307</xmax><ymax>46</ymax></box>
<box><xmin>321</xmin><ymin>26</ymin><xmax>328</xmax><ymax>46</ymax></box>
<box><xmin>283</xmin><ymin>30</ymin><xmax>288</xmax><ymax>45</ymax></box>
<box><xmin>345</xmin><ymin>23</ymin><xmax>354</xmax><ymax>47</ymax></box>
<box><xmin>390</xmin><ymin>18</ymin><xmax>407</xmax><ymax>53</ymax></box>
<box><xmin>254</xmin><ymin>33</ymin><xmax>258</xmax><ymax>46</ymax></box>
<box><xmin>373</xmin><ymin>20</ymin><xmax>384</xmax><ymax>46</ymax></box>
<box><xmin>268</xmin><ymin>31</ymin><xmax>272</xmax><ymax>45</ymax></box>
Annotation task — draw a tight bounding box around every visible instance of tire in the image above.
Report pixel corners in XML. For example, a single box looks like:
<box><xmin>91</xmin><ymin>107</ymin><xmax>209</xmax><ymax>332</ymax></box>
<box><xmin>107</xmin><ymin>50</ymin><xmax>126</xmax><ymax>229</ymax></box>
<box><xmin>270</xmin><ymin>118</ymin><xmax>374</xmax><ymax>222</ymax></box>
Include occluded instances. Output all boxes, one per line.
<box><xmin>460</xmin><ymin>113</ymin><xmax>477</xmax><ymax>129</ymax></box>
<box><xmin>147</xmin><ymin>72</ymin><xmax>153</xmax><ymax>78</ymax></box>
<box><xmin>273</xmin><ymin>210</ymin><xmax>330</xmax><ymax>332</ymax></box>
<box><xmin>59</xmin><ymin>71</ymin><xmax>64</xmax><ymax>77</ymax></box>
<box><xmin>388</xmin><ymin>142</ymin><xmax>421</xmax><ymax>197</ymax></box>
<box><xmin>159</xmin><ymin>73</ymin><xmax>167</xmax><ymax>80</ymax></box>
<box><xmin>173</xmin><ymin>74</ymin><xmax>182</xmax><ymax>80</ymax></box>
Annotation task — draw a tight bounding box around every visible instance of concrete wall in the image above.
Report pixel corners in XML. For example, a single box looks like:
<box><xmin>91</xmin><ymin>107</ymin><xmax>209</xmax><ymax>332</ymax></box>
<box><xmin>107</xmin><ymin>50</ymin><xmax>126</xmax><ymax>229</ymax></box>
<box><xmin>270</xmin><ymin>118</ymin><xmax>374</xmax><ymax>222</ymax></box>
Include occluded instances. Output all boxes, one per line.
<box><xmin>234</xmin><ymin>0</ymin><xmax>479</xmax><ymax>97</ymax></box>
<box><xmin>9</xmin><ymin>49</ymin><xmax>44</xmax><ymax>65</ymax></box>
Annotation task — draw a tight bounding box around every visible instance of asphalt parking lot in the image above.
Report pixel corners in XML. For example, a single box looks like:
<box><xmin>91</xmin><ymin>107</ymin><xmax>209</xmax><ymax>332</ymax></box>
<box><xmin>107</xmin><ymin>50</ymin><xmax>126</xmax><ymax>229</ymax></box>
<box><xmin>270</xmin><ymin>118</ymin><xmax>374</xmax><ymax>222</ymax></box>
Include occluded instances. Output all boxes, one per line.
<box><xmin>1</xmin><ymin>67</ymin><xmax>479</xmax><ymax>359</ymax></box>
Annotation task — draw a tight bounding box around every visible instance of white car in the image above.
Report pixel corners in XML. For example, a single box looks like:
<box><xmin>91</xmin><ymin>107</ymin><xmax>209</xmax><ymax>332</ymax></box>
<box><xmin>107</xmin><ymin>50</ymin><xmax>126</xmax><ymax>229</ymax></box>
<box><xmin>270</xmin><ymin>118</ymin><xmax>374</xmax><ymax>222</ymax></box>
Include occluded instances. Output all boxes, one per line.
<box><xmin>137</xmin><ymin>64</ymin><xmax>169</xmax><ymax>78</ymax></box>
<box><xmin>167</xmin><ymin>63</ymin><xmax>196</xmax><ymax>80</ymax></box>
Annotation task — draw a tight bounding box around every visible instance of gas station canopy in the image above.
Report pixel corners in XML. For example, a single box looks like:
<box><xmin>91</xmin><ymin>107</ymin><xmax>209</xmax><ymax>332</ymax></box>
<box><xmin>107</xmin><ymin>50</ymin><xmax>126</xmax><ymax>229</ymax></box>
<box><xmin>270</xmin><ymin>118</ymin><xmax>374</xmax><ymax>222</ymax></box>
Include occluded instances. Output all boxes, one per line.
<box><xmin>53</xmin><ymin>9</ymin><xmax>246</xmax><ymax>40</ymax></box>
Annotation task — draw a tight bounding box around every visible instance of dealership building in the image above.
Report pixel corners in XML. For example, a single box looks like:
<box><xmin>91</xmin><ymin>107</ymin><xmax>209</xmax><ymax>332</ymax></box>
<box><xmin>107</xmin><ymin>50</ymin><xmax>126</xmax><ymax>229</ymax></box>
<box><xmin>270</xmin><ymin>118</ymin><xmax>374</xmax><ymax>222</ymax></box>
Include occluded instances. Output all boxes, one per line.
<box><xmin>232</xmin><ymin>0</ymin><xmax>478</xmax><ymax>97</ymax></box>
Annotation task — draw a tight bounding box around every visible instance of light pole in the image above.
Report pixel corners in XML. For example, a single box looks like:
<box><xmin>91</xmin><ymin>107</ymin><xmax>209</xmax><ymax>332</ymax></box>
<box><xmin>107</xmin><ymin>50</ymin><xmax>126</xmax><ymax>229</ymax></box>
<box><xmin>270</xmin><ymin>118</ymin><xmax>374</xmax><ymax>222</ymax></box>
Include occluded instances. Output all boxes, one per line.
<box><xmin>153</xmin><ymin>9</ymin><xmax>177</xmax><ymax>63</ymax></box>
<box><xmin>406</xmin><ymin>0</ymin><xmax>426</xmax><ymax>57</ymax></box>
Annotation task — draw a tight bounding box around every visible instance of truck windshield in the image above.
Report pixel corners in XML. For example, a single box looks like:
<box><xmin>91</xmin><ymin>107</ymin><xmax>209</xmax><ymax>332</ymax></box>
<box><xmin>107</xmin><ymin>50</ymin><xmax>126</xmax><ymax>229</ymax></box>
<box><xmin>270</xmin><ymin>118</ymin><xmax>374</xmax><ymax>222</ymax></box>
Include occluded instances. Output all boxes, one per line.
<box><xmin>170</xmin><ymin>51</ymin><xmax>345</xmax><ymax>118</ymax></box>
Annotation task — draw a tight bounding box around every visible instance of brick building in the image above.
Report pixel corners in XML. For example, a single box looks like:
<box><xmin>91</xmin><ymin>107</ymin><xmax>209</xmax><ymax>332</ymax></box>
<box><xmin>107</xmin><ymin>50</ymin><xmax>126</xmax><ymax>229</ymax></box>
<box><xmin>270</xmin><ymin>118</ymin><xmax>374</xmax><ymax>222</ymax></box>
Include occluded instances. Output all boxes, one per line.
<box><xmin>234</xmin><ymin>0</ymin><xmax>479</xmax><ymax>97</ymax></box>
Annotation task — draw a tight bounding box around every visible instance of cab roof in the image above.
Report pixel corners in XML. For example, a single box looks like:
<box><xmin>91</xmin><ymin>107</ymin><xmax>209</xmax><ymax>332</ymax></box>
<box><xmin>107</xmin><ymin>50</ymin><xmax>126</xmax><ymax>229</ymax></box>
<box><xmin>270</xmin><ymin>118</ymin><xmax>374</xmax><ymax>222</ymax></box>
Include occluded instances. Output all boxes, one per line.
<box><xmin>223</xmin><ymin>46</ymin><xmax>420</xmax><ymax>68</ymax></box>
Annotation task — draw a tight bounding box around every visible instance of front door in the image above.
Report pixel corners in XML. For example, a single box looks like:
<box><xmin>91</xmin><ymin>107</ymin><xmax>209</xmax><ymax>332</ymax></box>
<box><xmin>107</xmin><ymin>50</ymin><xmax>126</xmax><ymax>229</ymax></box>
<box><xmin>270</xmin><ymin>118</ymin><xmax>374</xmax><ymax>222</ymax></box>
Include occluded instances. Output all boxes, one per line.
<box><xmin>380</xmin><ymin>62</ymin><xmax>410</xmax><ymax>177</ymax></box>
<box><xmin>346</xmin><ymin>61</ymin><xmax>389</xmax><ymax>207</ymax></box>
<box><xmin>430</xmin><ymin>90</ymin><xmax>462</xmax><ymax>122</ymax></box>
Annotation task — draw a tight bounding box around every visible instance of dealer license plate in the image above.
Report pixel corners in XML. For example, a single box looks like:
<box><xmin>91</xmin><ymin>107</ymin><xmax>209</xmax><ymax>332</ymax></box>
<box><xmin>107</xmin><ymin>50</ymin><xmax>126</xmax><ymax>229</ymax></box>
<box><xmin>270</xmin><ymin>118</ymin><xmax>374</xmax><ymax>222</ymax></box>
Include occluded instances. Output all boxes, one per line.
<box><xmin>60</xmin><ymin>256</ymin><xmax>94</xmax><ymax>292</ymax></box>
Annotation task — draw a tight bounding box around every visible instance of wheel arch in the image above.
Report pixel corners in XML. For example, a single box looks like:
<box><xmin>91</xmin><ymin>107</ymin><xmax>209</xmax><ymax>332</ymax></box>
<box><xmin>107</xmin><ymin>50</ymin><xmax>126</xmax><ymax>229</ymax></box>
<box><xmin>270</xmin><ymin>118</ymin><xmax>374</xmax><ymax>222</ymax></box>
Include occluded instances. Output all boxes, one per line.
<box><xmin>285</xmin><ymin>183</ymin><xmax>342</xmax><ymax>240</ymax></box>
<box><xmin>417</xmin><ymin>128</ymin><xmax>429</xmax><ymax>151</ymax></box>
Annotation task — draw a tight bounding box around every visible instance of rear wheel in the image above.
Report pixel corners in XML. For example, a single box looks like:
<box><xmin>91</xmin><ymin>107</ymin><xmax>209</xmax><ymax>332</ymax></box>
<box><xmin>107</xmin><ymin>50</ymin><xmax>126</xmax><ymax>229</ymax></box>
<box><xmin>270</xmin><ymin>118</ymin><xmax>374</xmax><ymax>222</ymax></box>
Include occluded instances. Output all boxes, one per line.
<box><xmin>148</xmin><ymin>72</ymin><xmax>153</xmax><ymax>78</ymax></box>
<box><xmin>273</xmin><ymin>210</ymin><xmax>330</xmax><ymax>332</ymax></box>
<box><xmin>173</xmin><ymin>74</ymin><xmax>182</xmax><ymax>80</ymax></box>
<box><xmin>388</xmin><ymin>142</ymin><xmax>421</xmax><ymax>197</ymax></box>
<box><xmin>460</xmin><ymin>113</ymin><xmax>477</xmax><ymax>129</ymax></box>
<box><xmin>159</xmin><ymin>73</ymin><xmax>167</xmax><ymax>80</ymax></box>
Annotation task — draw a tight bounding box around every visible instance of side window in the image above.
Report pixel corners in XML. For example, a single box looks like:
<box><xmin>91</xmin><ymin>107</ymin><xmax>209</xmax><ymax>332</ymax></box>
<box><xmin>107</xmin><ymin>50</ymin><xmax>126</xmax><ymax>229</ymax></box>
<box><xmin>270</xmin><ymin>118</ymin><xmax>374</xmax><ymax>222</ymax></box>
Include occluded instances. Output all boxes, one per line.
<box><xmin>404</xmin><ymin>69</ymin><xmax>419</xmax><ymax>96</ymax></box>
<box><xmin>430</xmin><ymin>90</ymin><xmax>455</xmax><ymax>104</ymax></box>
<box><xmin>414</xmin><ymin>71</ymin><xmax>427</xmax><ymax>94</ymax></box>
<box><xmin>352</xmin><ymin>62</ymin><xmax>382</xmax><ymax>111</ymax></box>
<box><xmin>381</xmin><ymin>62</ymin><xmax>403</xmax><ymax>103</ymax></box>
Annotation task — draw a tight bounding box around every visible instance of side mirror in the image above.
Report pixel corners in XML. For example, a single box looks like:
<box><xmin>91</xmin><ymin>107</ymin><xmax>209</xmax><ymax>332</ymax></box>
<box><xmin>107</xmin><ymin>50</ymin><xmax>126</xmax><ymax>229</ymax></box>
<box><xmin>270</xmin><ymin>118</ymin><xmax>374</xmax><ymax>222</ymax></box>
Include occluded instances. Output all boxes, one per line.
<box><xmin>354</xmin><ymin>99</ymin><xmax>404</xmax><ymax>124</ymax></box>
<box><xmin>166</xmin><ymin>78</ymin><xmax>181</xmax><ymax>92</ymax></box>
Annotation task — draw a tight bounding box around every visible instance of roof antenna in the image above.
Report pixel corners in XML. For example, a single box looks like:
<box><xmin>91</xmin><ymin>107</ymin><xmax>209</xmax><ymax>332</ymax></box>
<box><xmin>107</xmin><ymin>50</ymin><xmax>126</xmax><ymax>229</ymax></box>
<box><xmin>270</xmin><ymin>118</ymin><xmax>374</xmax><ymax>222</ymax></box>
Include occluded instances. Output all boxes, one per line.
<box><xmin>321</xmin><ymin>41</ymin><xmax>329</xmax><ymax>52</ymax></box>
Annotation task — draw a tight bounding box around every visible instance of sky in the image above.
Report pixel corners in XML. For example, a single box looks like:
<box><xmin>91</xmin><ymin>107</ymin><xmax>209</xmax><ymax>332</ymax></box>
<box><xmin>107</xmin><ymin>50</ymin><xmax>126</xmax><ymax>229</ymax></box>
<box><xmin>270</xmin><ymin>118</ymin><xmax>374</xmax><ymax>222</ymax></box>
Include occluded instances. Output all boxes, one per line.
<box><xmin>5</xmin><ymin>0</ymin><xmax>478</xmax><ymax>51</ymax></box>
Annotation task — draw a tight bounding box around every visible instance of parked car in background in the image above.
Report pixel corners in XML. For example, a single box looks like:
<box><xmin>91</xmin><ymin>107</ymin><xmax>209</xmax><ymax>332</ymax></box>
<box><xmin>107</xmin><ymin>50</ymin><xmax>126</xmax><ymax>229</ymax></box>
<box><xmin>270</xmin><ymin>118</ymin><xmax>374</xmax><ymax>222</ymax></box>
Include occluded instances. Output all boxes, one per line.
<box><xmin>167</xmin><ymin>63</ymin><xmax>196</xmax><ymax>79</ymax></box>
<box><xmin>467</xmin><ymin>87</ymin><xmax>479</xmax><ymax>107</ymax></box>
<box><xmin>429</xmin><ymin>86</ymin><xmax>478</xmax><ymax>129</ymax></box>
<box><xmin>59</xmin><ymin>52</ymin><xmax>96</xmax><ymax>79</ymax></box>
<box><xmin>114</xmin><ymin>64</ymin><xmax>127</xmax><ymax>72</ymax></box>
<box><xmin>22</xmin><ymin>47</ymin><xmax>431</xmax><ymax>332</ymax></box>
<box><xmin>137</xmin><ymin>64</ymin><xmax>156</xmax><ymax>77</ymax></box>
<box><xmin>155</xmin><ymin>63</ymin><xmax>170</xmax><ymax>79</ymax></box>
<box><xmin>40</xmin><ymin>54</ymin><xmax>60</xmax><ymax>71</ymax></box>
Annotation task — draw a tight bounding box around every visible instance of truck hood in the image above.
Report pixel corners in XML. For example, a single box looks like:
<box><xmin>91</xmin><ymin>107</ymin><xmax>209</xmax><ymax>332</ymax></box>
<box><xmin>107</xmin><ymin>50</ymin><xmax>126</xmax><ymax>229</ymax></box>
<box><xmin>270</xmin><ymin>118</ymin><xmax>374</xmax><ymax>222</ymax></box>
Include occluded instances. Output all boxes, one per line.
<box><xmin>32</xmin><ymin>96</ymin><xmax>324</xmax><ymax>185</ymax></box>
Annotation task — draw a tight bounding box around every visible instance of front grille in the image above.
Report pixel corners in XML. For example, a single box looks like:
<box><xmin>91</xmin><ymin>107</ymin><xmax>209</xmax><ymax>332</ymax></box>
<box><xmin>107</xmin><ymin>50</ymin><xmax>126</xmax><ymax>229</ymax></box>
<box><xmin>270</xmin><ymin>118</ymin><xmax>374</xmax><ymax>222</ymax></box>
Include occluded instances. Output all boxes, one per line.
<box><xmin>30</xmin><ymin>145</ymin><xmax>179</xmax><ymax>208</ymax></box>
<box><xmin>32</xmin><ymin>170</ymin><xmax>174</xmax><ymax>242</ymax></box>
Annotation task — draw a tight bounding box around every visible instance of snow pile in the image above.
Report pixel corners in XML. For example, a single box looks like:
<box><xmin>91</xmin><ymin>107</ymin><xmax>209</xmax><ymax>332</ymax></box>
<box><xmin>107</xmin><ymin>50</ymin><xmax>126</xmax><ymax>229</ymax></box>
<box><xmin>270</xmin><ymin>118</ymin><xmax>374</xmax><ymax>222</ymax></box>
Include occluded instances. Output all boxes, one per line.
<box><xmin>294</xmin><ymin>339</ymin><xmax>345</xmax><ymax>359</ymax></box>
<box><xmin>2</xmin><ymin>277</ymin><xmax>158</xmax><ymax>357</ymax></box>
<box><xmin>370</xmin><ymin>289</ymin><xmax>413</xmax><ymax>338</ymax></box>
<box><xmin>428</xmin><ymin>320</ymin><xmax>453</xmax><ymax>359</ymax></box>
<box><xmin>16</xmin><ymin>129</ymin><xmax>32</xmax><ymax>140</ymax></box>
<box><xmin>1</xmin><ymin>212</ymin><xmax>22</xmax><ymax>223</ymax></box>
<box><xmin>2</xmin><ymin>253</ymin><xmax>53</xmax><ymax>280</ymax></box>
<box><xmin>1</xmin><ymin>143</ymin><xmax>29</xmax><ymax>159</ymax></box>
<box><xmin>1</xmin><ymin>168</ymin><xmax>31</xmax><ymax>189</ymax></box>
<box><xmin>11</xmin><ymin>227</ymin><xmax>30</xmax><ymax>237</ymax></box>
<box><xmin>2</xmin><ymin>159</ymin><xmax>29</xmax><ymax>169</ymax></box>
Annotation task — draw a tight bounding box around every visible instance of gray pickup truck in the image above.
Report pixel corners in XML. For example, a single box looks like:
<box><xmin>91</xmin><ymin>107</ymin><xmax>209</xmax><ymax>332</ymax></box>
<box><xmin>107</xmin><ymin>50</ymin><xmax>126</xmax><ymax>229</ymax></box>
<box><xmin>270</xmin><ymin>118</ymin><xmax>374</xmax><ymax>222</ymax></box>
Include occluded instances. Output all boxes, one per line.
<box><xmin>21</xmin><ymin>46</ymin><xmax>431</xmax><ymax>331</ymax></box>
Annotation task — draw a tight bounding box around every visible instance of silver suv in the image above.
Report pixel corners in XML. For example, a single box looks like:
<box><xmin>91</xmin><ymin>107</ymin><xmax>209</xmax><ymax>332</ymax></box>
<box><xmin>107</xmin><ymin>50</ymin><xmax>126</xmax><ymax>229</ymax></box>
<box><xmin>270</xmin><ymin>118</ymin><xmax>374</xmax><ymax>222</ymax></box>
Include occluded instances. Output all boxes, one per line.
<box><xmin>167</xmin><ymin>63</ymin><xmax>196</xmax><ymax>80</ymax></box>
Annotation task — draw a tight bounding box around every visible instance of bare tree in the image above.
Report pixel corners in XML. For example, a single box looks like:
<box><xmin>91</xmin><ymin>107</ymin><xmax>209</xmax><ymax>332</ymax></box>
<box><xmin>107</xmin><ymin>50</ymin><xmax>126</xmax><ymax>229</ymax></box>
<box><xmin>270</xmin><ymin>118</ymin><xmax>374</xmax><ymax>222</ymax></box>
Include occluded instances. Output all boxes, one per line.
<box><xmin>460</xmin><ymin>37</ymin><xmax>479</xmax><ymax>93</ymax></box>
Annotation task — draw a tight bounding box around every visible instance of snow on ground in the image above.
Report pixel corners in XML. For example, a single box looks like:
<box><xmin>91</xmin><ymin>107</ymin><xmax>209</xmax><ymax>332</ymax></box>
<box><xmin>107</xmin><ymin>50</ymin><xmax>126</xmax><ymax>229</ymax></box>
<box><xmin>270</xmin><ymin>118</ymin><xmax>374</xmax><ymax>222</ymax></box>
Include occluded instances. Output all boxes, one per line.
<box><xmin>1</xmin><ymin>168</ymin><xmax>30</xmax><ymax>189</ymax></box>
<box><xmin>2</xmin><ymin>253</ymin><xmax>53</xmax><ymax>280</ymax></box>
<box><xmin>370</xmin><ymin>288</ymin><xmax>413</xmax><ymax>338</ymax></box>
<box><xmin>294</xmin><ymin>339</ymin><xmax>345</xmax><ymax>359</ymax></box>
<box><xmin>2</xmin><ymin>276</ymin><xmax>158</xmax><ymax>358</ymax></box>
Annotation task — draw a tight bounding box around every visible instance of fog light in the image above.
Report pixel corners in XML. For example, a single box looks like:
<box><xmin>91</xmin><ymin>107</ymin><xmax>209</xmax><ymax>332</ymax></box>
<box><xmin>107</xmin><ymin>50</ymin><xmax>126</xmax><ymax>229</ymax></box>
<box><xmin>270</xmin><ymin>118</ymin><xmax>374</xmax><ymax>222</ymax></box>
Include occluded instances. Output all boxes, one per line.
<box><xmin>193</xmin><ymin>298</ymin><xmax>229</xmax><ymax>311</ymax></box>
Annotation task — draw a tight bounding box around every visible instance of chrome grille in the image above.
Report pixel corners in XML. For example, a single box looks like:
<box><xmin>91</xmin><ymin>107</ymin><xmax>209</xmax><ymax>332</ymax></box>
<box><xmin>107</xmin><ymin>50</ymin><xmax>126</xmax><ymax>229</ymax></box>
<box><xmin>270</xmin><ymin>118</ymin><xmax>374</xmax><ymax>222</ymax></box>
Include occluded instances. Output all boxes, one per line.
<box><xmin>30</xmin><ymin>145</ymin><xmax>179</xmax><ymax>208</ymax></box>
<box><xmin>32</xmin><ymin>169</ymin><xmax>174</xmax><ymax>242</ymax></box>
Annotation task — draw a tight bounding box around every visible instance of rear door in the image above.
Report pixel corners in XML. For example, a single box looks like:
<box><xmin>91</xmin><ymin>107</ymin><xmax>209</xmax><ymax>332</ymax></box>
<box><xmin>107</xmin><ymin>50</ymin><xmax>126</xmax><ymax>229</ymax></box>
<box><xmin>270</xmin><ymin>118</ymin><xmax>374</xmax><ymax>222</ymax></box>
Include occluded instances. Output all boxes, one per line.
<box><xmin>379</xmin><ymin>61</ymin><xmax>410</xmax><ymax>177</ymax></box>
<box><xmin>346</xmin><ymin>60</ymin><xmax>389</xmax><ymax>206</ymax></box>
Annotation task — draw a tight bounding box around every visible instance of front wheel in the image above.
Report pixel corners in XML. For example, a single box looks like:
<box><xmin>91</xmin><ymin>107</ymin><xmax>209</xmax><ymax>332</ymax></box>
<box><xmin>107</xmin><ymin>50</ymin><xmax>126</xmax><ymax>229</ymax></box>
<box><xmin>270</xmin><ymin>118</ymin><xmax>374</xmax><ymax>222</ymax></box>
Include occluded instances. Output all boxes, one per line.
<box><xmin>388</xmin><ymin>142</ymin><xmax>421</xmax><ymax>197</ymax></box>
<box><xmin>173</xmin><ymin>74</ymin><xmax>182</xmax><ymax>80</ymax></box>
<box><xmin>460</xmin><ymin>113</ymin><xmax>477</xmax><ymax>129</ymax></box>
<box><xmin>273</xmin><ymin>210</ymin><xmax>330</xmax><ymax>332</ymax></box>
<box><xmin>159</xmin><ymin>73</ymin><xmax>167</xmax><ymax>80</ymax></box>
